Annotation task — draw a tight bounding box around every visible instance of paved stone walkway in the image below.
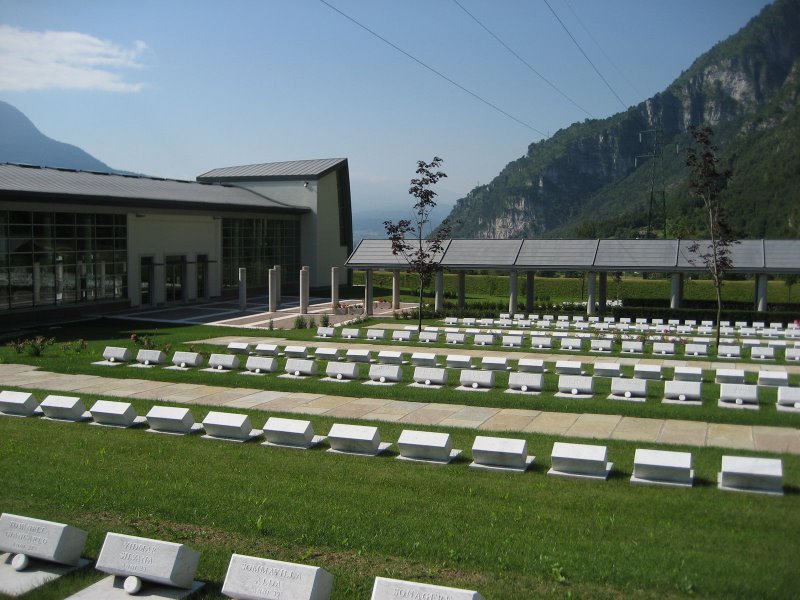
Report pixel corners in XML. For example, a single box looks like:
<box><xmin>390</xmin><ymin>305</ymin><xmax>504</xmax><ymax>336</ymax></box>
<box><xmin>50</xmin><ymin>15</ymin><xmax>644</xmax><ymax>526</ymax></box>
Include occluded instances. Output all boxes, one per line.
<box><xmin>2</xmin><ymin>363</ymin><xmax>799</xmax><ymax>455</ymax></box>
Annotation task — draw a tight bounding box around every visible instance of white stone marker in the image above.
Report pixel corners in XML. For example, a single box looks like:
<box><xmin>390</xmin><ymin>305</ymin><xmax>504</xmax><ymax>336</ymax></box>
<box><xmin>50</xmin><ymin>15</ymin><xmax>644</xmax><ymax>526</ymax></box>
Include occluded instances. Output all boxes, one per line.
<box><xmin>314</xmin><ymin>348</ymin><xmax>340</xmax><ymax>362</ymax></box>
<box><xmin>262</xmin><ymin>417</ymin><xmax>324</xmax><ymax>449</ymax></box>
<box><xmin>324</xmin><ymin>362</ymin><xmax>360</xmax><ymax>381</ymax></box>
<box><xmin>517</xmin><ymin>358</ymin><xmax>544</xmax><ymax>373</ymax></box>
<box><xmin>663</xmin><ymin>381</ymin><xmax>703</xmax><ymax>405</ymax></box>
<box><xmin>341</xmin><ymin>328</ymin><xmax>360</xmax><ymax>339</ymax></box>
<box><xmin>254</xmin><ymin>344</ymin><xmax>279</xmax><ymax>357</ymax></box>
<box><xmin>202</xmin><ymin>411</ymin><xmax>262</xmax><ymax>442</ymax></box>
<box><xmin>530</xmin><ymin>336</ymin><xmax>552</xmax><ymax>349</ymax></box>
<box><xmin>284</xmin><ymin>346</ymin><xmax>309</xmax><ymax>359</ymax></box>
<box><xmin>411</xmin><ymin>367</ymin><xmax>448</xmax><ymax>387</ymax></box>
<box><xmin>501</xmin><ymin>335</ymin><xmax>522</xmax><ymax>348</ymax></box>
<box><xmin>0</xmin><ymin>391</ymin><xmax>40</xmax><ymax>417</ymax></box>
<box><xmin>445</xmin><ymin>332</ymin><xmax>466</xmax><ymax>344</ymax></box>
<box><xmin>757</xmin><ymin>370</ymin><xmax>788</xmax><ymax>387</ymax></box>
<box><xmin>371</xmin><ymin>577</ymin><xmax>484</xmax><ymax>600</ymax></box>
<box><xmin>391</xmin><ymin>330</ymin><xmax>412</xmax><ymax>342</ymax></box>
<box><xmin>621</xmin><ymin>341</ymin><xmax>643</xmax><ymax>353</ymax></box>
<box><xmin>377</xmin><ymin>351</ymin><xmax>403</xmax><ymax>365</ymax></box>
<box><xmin>555</xmin><ymin>360</ymin><xmax>582</xmax><ymax>375</ymax></box>
<box><xmin>473</xmin><ymin>333</ymin><xmax>495</xmax><ymax>346</ymax></box>
<box><xmin>316</xmin><ymin>326</ymin><xmax>336</xmax><ymax>338</ymax></box>
<box><xmin>593</xmin><ymin>363</ymin><xmax>621</xmax><ymax>378</ymax></box>
<box><xmin>470</xmin><ymin>436</ymin><xmax>534</xmax><ymax>473</ymax></box>
<box><xmin>146</xmin><ymin>406</ymin><xmax>202</xmax><ymax>435</ymax></box>
<box><xmin>0</xmin><ymin>513</ymin><xmax>89</xmax><ymax>597</ymax></box>
<box><xmin>556</xmin><ymin>375</ymin><xmax>594</xmax><ymax>398</ymax></box>
<box><xmin>132</xmin><ymin>349</ymin><xmax>166</xmax><ymax>367</ymax></box>
<box><xmin>777</xmin><ymin>387</ymin><xmax>800</xmax><ymax>412</ymax></box>
<box><xmin>560</xmin><ymin>337</ymin><xmax>582</xmax><ymax>351</ymax></box>
<box><xmin>169</xmin><ymin>351</ymin><xmax>203</xmax><ymax>369</ymax></box>
<box><xmin>652</xmin><ymin>342</ymin><xmax>675</xmax><ymax>355</ymax></box>
<box><xmin>244</xmin><ymin>356</ymin><xmax>277</xmax><ymax>375</ymax></box>
<box><xmin>222</xmin><ymin>553</ymin><xmax>333</xmax><ymax>600</ymax></box>
<box><xmin>206</xmin><ymin>354</ymin><xmax>241</xmax><ymax>372</ymax></box>
<box><xmin>89</xmin><ymin>400</ymin><xmax>144</xmax><ymax>428</ymax></box>
<box><xmin>718</xmin><ymin>456</ymin><xmax>783</xmax><ymax>495</ymax></box>
<box><xmin>458</xmin><ymin>370</ymin><xmax>494</xmax><ymax>391</ymax></box>
<box><xmin>633</xmin><ymin>364</ymin><xmax>662</xmax><ymax>380</ymax></box>
<box><xmin>81</xmin><ymin>532</ymin><xmax>203</xmax><ymax>598</ymax></box>
<box><xmin>366</xmin><ymin>329</ymin><xmax>386</xmax><ymax>340</ymax></box>
<box><xmin>674</xmin><ymin>366</ymin><xmax>703</xmax><ymax>382</ymax></box>
<box><xmin>590</xmin><ymin>339</ymin><xmax>612</xmax><ymax>353</ymax></box>
<box><xmin>481</xmin><ymin>356</ymin><xmax>508</xmax><ymax>371</ymax></box>
<box><xmin>715</xmin><ymin>369</ymin><xmax>745</xmax><ymax>384</ymax></box>
<box><xmin>366</xmin><ymin>364</ymin><xmax>403</xmax><ymax>384</ymax></box>
<box><xmin>443</xmin><ymin>355</ymin><xmax>469</xmax><ymax>370</ymax></box>
<box><xmin>93</xmin><ymin>346</ymin><xmax>132</xmax><ymax>365</ymax></box>
<box><xmin>40</xmin><ymin>395</ymin><xmax>91</xmax><ymax>422</ymax></box>
<box><xmin>396</xmin><ymin>430</ymin><xmax>461</xmax><ymax>464</ymax></box>
<box><xmin>685</xmin><ymin>343</ymin><xmax>708</xmax><ymax>357</ymax></box>
<box><xmin>507</xmin><ymin>372</ymin><xmax>543</xmax><ymax>394</ymax></box>
<box><xmin>419</xmin><ymin>331</ymin><xmax>439</xmax><ymax>343</ymax></box>
<box><xmin>717</xmin><ymin>344</ymin><xmax>741</xmax><ymax>358</ymax></box>
<box><xmin>227</xmin><ymin>342</ymin><xmax>251</xmax><ymax>355</ymax></box>
<box><xmin>631</xmin><ymin>449</ymin><xmax>693</xmax><ymax>487</ymax></box>
<box><xmin>327</xmin><ymin>424</ymin><xmax>390</xmax><ymax>456</ymax></box>
<box><xmin>411</xmin><ymin>352</ymin><xmax>438</xmax><ymax>367</ymax></box>
<box><xmin>718</xmin><ymin>384</ymin><xmax>759</xmax><ymax>409</ymax></box>
<box><xmin>345</xmin><ymin>349</ymin><xmax>371</xmax><ymax>363</ymax></box>
<box><xmin>548</xmin><ymin>442</ymin><xmax>612</xmax><ymax>480</ymax></box>
<box><xmin>751</xmin><ymin>346</ymin><xmax>775</xmax><ymax>360</ymax></box>
<box><xmin>283</xmin><ymin>359</ymin><xmax>318</xmax><ymax>378</ymax></box>
<box><xmin>785</xmin><ymin>348</ymin><xmax>800</xmax><ymax>361</ymax></box>
<box><xmin>608</xmin><ymin>378</ymin><xmax>648</xmax><ymax>402</ymax></box>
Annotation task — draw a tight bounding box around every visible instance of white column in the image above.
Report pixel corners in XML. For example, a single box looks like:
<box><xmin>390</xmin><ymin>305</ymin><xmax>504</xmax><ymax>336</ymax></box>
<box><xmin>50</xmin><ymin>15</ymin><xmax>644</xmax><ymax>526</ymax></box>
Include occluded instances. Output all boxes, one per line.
<box><xmin>525</xmin><ymin>272</ymin><xmax>534</xmax><ymax>313</ymax></box>
<box><xmin>273</xmin><ymin>264</ymin><xmax>281</xmax><ymax>307</ymax></box>
<box><xmin>756</xmin><ymin>274</ymin><xmax>768</xmax><ymax>312</ymax></box>
<box><xmin>392</xmin><ymin>269</ymin><xmax>401</xmax><ymax>310</ymax></box>
<box><xmin>435</xmin><ymin>271</ymin><xmax>444</xmax><ymax>312</ymax></box>
<box><xmin>365</xmin><ymin>269</ymin><xmax>374</xmax><ymax>316</ymax></box>
<box><xmin>300</xmin><ymin>267</ymin><xmax>309</xmax><ymax>314</ymax></box>
<box><xmin>598</xmin><ymin>272</ymin><xmax>607</xmax><ymax>313</ymax></box>
<box><xmin>670</xmin><ymin>273</ymin><xmax>683</xmax><ymax>309</ymax></box>
<box><xmin>457</xmin><ymin>271</ymin><xmax>466</xmax><ymax>310</ymax></box>
<box><xmin>268</xmin><ymin>268</ymin><xmax>277</xmax><ymax>312</ymax></box>
<box><xmin>508</xmin><ymin>271</ymin><xmax>518</xmax><ymax>314</ymax></box>
<box><xmin>331</xmin><ymin>266</ymin><xmax>340</xmax><ymax>309</ymax></box>
<box><xmin>586</xmin><ymin>272</ymin><xmax>596</xmax><ymax>316</ymax></box>
<box><xmin>238</xmin><ymin>267</ymin><xmax>247</xmax><ymax>310</ymax></box>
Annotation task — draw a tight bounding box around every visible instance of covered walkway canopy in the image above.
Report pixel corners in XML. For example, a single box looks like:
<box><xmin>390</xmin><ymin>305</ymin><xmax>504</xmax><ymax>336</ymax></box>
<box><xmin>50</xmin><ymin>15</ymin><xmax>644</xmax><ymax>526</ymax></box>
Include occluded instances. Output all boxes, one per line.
<box><xmin>345</xmin><ymin>239</ymin><xmax>800</xmax><ymax>315</ymax></box>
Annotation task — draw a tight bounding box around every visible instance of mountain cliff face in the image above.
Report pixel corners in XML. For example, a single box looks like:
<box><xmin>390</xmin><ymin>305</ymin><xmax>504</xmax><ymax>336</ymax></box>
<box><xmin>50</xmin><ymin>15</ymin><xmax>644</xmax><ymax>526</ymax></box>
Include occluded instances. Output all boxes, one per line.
<box><xmin>0</xmin><ymin>100</ymin><xmax>120</xmax><ymax>173</ymax></box>
<box><xmin>443</xmin><ymin>0</ymin><xmax>800</xmax><ymax>240</ymax></box>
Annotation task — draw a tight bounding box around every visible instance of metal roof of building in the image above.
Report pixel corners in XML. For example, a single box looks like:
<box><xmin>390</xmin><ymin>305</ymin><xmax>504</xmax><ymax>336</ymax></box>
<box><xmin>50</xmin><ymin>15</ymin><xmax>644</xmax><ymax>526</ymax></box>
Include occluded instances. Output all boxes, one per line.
<box><xmin>0</xmin><ymin>163</ymin><xmax>307</xmax><ymax>214</ymax></box>
<box><xmin>197</xmin><ymin>158</ymin><xmax>347</xmax><ymax>182</ymax></box>
<box><xmin>346</xmin><ymin>238</ymin><xmax>799</xmax><ymax>273</ymax></box>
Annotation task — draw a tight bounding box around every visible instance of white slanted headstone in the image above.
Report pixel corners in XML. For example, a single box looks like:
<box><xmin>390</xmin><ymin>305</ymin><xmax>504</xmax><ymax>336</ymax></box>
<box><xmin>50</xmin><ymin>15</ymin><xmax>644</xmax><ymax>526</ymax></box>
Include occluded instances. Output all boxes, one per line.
<box><xmin>226</xmin><ymin>342</ymin><xmax>251</xmax><ymax>355</ymax></box>
<box><xmin>507</xmin><ymin>372</ymin><xmax>542</xmax><ymax>394</ymax></box>
<box><xmin>327</xmin><ymin>423</ymin><xmax>389</xmax><ymax>456</ymax></box>
<box><xmin>470</xmin><ymin>436</ymin><xmax>533</xmax><ymax>472</ymax></box>
<box><xmin>757</xmin><ymin>370</ymin><xmax>788</xmax><ymax>387</ymax></box>
<box><xmin>481</xmin><ymin>356</ymin><xmax>508</xmax><ymax>371</ymax></box>
<box><xmin>631</xmin><ymin>449</ymin><xmax>693</xmax><ymax>487</ymax></box>
<box><xmin>284</xmin><ymin>359</ymin><xmax>318</xmax><ymax>377</ymax></box>
<box><xmin>367</xmin><ymin>364</ymin><xmax>403</xmax><ymax>384</ymax></box>
<box><xmin>170</xmin><ymin>351</ymin><xmax>203</xmax><ymax>368</ymax></box>
<box><xmin>548</xmin><ymin>441</ymin><xmax>611</xmax><ymax>480</ymax></box>
<box><xmin>530</xmin><ymin>336</ymin><xmax>552</xmax><ymax>349</ymax></box>
<box><xmin>718</xmin><ymin>455</ymin><xmax>783</xmax><ymax>495</ymax></box>
<box><xmin>717</xmin><ymin>344</ymin><xmax>741</xmax><ymax>358</ymax></box>
<box><xmin>517</xmin><ymin>358</ymin><xmax>544</xmax><ymax>373</ymax></box>
<box><xmin>341</xmin><ymin>328</ymin><xmax>361</xmax><ymax>339</ymax></box>
<box><xmin>621</xmin><ymin>341</ymin><xmax>643</xmax><ymax>353</ymax></box>
<box><xmin>445</xmin><ymin>332</ymin><xmax>466</xmax><ymax>344</ymax></box>
<box><xmin>652</xmin><ymin>342</ymin><xmax>675</xmax><ymax>355</ymax></box>
<box><xmin>560</xmin><ymin>337</ymin><xmax>582</xmax><ymax>351</ymax></box>
<box><xmin>392</xmin><ymin>330</ymin><xmax>413</xmax><ymax>342</ymax></box>
<box><xmin>715</xmin><ymin>369</ymin><xmax>745</xmax><ymax>384</ymax></box>
<box><xmin>473</xmin><ymin>333</ymin><xmax>495</xmax><ymax>346</ymax></box>
<box><xmin>419</xmin><ymin>331</ymin><xmax>440</xmax><ymax>343</ymax></box>
<box><xmin>222</xmin><ymin>554</ymin><xmax>333</xmax><ymax>600</ymax></box>
<box><xmin>685</xmin><ymin>343</ymin><xmax>708</xmax><ymax>357</ymax></box>
<box><xmin>718</xmin><ymin>383</ymin><xmax>759</xmax><ymax>409</ymax></box>
<box><xmin>89</xmin><ymin>400</ymin><xmax>143</xmax><ymax>428</ymax></box>
<box><xmin>254</xmin><ymin>344</ymin><xmax>279</xmax><ymax>357</ymax></box>
<box><xmin>411</xmin><ymin>367</ymin><xmax>447</xmax><ymax>387</ymax></box>
<box><xmin>590</xmin><ymin>339</ymin><xmax>612</xmax><ymax>352</ymax></box>
<box><xmin>371</xmin><ymin>577</ymin><xmax>484</xmax><ymax>600</ymax></box>
<box><xmin>40</xmin><ymin>395</ymin><xmax>90</xmax><ymax>422</ymax></box>
<box><xmin>556</xmin><ymin>375</ymin><xmax>594</xmax><ymax>398</ymax></box>
<box><xmin>146</xmin><ymin>406</ymin><xmax>200</xmax><ymax>435</ymax></box>
<box><xmin>314</xmin><ymin>348</ymin><xmax>340</xmax><ymax>362</ymax></box>
<box><xmin>555</xmin><ymin>360</ymin><xmax>582</xmax><ymax>375</ymax></box>
<box><xmin>777</xmin><ymin>386</ymin><xmax>800</xmax><ymax>412</ymax></box>
<box><xmin>366</xmin><ymin>329</ymin><xmax>386</xmax><ymax>340</ymax></box>
<box><xmin>316</xmin><ymin>326</ymin><xmax>336</xmax><ymax>338</ymax></box>
<box><xmin>0</xmin><ymin>513</ymin><xmax>89</xmax><ymax>597</ymax></box>
<box><xmin>207</xmin><ymin>354</ymin><xmax>241</xmax><ymax>371</ymax></box>
<box><xmin>410</xmin><ymin>353</ymin><xmax>438</xmax><ymax>367</ymax></box>
<box><xmin>751</xmin><ymin>346</ymin><xmax>775</xmax><ymax>360</ymax></box>
<box><xmin>245</xmin><ymin>356</ymin><xmax>277</xmax><ymax>375</ymax></box>
<box><xmin>324</xmin><ymin>362</ymin><xmax>360</xmax><ymax>381</ymax></box>
<box><xmin>0</xmin><ymin>391</ymin><xmax>39</xmax><ymax>417</ymax></box>
<box><xmin>377</xmin><ymin>351</ymin><xmax>403</xmax><ymax>365</ymax></box>
<box><xmin>593</xmin><ymin>363</ymin><xmax>621</xmax><ymax>378</ymax></box>
<box><xmin>633</xmin><ymin>364</ymin><xmax>662</xmax><ymax>380</ymax></box>
<box><xmin>262</xmin><ymin>417</ymin><xmax>324</xmax><ymax>449</ymax></box>
<box><xmin>202</xmin><ymin>411</ymin><xmax>262</xmax><ymax>442</ymax></box>
<box><xmin>663</xmin><ymin>380</ymin><xmax>703</xmax><ymax>404</ymax></box>
<box><xmin>397</xmin><ymin>430</ymin><xmax>460</xmax><ymax>464</ymax></box>
<box><xmin>284</xmin><ymin>346</ymin><xmax>309</xmax><ymax>359</ymax></box>
<box><xmin>134</xmin><ymin>349</ymin><xmax>166</xmax><ymax>367</ymax></box>
<box><xmin>446</xmin><ymin>355</ymin><xmax>472</xmax><ymax>369</ymax></box>
<box><xmin>501</xmin><ymin>335</ymin><xmax>522</xmax><ymax>348</ymax></box>
<box><xmin>95</xmin><ymin>346</ymin><xmax>132</xmax><ymax>365</ymax></box>
<box><xmin>345</xmin><ymin>349</ymin><xmax>371</xmax><ymax>363</ymax></box>
<box><xmin>608</xmin><ymin>378</ymin><xmax>648</xmax><ymax>402</ymax></box>
<box><xmin>458</xmin><ymin>370</ymin><xmax>494</xmax><ymax>391</ymax></box>
<box><xmin>674</xmin><ymin>366</ymin><xmax>703</xmax><ymax>382</ymax></box>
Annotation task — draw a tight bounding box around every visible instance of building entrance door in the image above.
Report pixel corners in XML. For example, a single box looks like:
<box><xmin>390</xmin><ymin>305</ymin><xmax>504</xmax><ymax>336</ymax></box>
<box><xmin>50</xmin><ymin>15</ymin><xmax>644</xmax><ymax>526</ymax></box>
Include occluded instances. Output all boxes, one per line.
<box><xmin>140</xmin><ymin>257</ymin><xmax>154</xmax><ymax>306</ymax></box>
<box><xmin>196</xmin><ymin>254</ymin><xmax>208</xmax><ymax>300</ymax></box>
<box><xmin>165</xmin><ymin>255</ymin><xmax>185</xmax><ymax>303</ymax></box>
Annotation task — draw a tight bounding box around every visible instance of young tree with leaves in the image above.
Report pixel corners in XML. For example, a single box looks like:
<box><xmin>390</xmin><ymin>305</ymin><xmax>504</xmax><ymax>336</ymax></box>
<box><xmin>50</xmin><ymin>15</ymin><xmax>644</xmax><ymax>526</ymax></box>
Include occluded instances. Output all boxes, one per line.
<box><xmin>684</xmin><ymin>126</ymin><xmax>734</xmax><ymax>348</ymax></box>
<box><xmin>384</xmin><ymin>157</ymin><xmax>452</xmax><ymax>333</ymax></box>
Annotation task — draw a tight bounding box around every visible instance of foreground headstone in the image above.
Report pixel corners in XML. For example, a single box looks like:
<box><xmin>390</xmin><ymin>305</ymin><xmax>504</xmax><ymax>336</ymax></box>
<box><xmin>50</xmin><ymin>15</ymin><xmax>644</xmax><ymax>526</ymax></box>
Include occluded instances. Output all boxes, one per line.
<box><xmin>244</xmin><ymin>356</ymin><xmax>277</xmax><ymax>375</ymax></box>
<box><xmin>674</xmin><ymin>366</ymin><xmax>703</xmax><ymax>382</ymax></box>
<box><xmin>446</xmin><ymin>355</ymin><xmax>472</xmax><ymax>369</ymax></box>
<box><xmin>345</xmin><ymin>349</ymin><xmax>371</xmax><ymax>363</ymax></box>
<box><xmin>40</xmin><ymin>395</ymin><xmax>91</xmax><ymax>422</ymax></box>
<box><xmin>684</xmin><ymin>343</ymin><xmax>708</xmax><ymax>357</ymax></box>
<box><xmin>458</xmin><ymin>370</ymin><xmax>494</xmax><ymax>391</ymax></box>
<box><xmin>0</xmin><ymin>513</ymin><xmax>89</xmax><ymax>597</ymax></box>
<box><xmin>376</xmin><ymin>351</ymin><xmax>403</xmax><ymax>365</ymax></box>
<box><xmin>205</xmin><ymin>354</ymin><xmax>241</xmax><ymax>372</ymax></box>
<box><xmin>631</xmin><ymin>449</ymin><xmax>693</xmax><ymax>487</ymax></box>
<box><xmin>324</xmin><ymin>362</ymin><xmax>360</xmax><ymax>382</ymax></box>
<box><xmin>340</xmin><ymin>328</ymin><xmax>360</xmax><ymax>339</ymax></box>
<box><xmin>0</xmin><ymin>391</ymin><xmax>40</xmax><ymax>417</ymax></box>
<box><xmin>777</xmin><ymin>386</ymin><xmax>800</xmax><ymax>413</ymax></box>
<box><xmin>555</xmin><ymin>375</ymin><xmax>594</xmax><ymax>398</ymax></box>
<box><xmin>481</xmin><ymin>356</ymin><xmax>508</xmax><ymax>371</ymax></box>
<box><xmin>371</xmin><ymin>577</ymin><xmax>484</xmax><ymax>600</ymax></box>
<box><xmin>132</xmin><ymin>349</ymin><xmax>166</xmax><ymax>368</ymax></box>
<box><xmin>555</xmin><ymin>360</ymin><xmax>582</xmax><ymax>375</ymax></box>
<box><xmin>419</xmin><ymin>331</ymin><xmax>439</xmax><ymax>343</ymax></box>
<box><xmin>652</xmin><ymin>342</ymin><xmax>675</xmax><ymax>355</ymax></box>
<box><xmin>392</xmin><ymin>330</ymin><xmax>413</xmax><ymax>342</ymax></box>
<box><xmin>718</xmin><ymin>456</ymin><xmax>783</xmax><ymax>495</ymax></box>
<box><xmin>283</xmin><ymin>359</ymin><xmax>318</xmax><ymax>378</ymax></box>
<box><xmin>663</xmin><ymin>381</ymin><xmax>703</xmax><ymax>405</ymax></box>
<box><xmin>315</xmin><ymin>326</ymin><xmax>336</xmax><ymax>338</ymax></box>
<box><xmin>715</xmin><ymin>369</ymin><xmax>745</xmax><ymax>384</ymax></box>
<box><xmin>283</xmin><ymin>346</ymin><xmax>309</xmax><ymax>359</ymax></box>
<box><xmin>517</xmin><ymin>358</ymin><xmax>544</xmax><ymax>373</ymax></box>
<box><xmin>314</xmin><ymin>348</ymin><xmax>339</xmax><ymax>362</ymax></box>
<box><xmin>254</xmin><ymin>344</ymin><xmax>279</xmax><ymax>357</ymax></box>
<box><xmin>590</xmin><ymin>339</ymin><xmax>612</xmax><ymax>353</ymax></box>
<box><xmin>262</xmin><ymin>417</ymin><xmax>324</xmax><ymax>449</ymax></box>
<box><xmin>593</xmin><ymin>363</ymin><xmax>621</xmax><ymax>378</ymax></box>
<box><xmin>411</xmin><ymin>367</ymin><xmax>448</xmax><ymax>388</ymax></box>
<box><xmin>168</xmin><ymin>351</ymin><xmax>203</xmax><ymax>370</ymax></box>
<box><xmin>202</xmin><ymin>411</ymin><xmax>262</xmax><ymax>442</ymax></box>
<box><xmin>146</xmin><ymin>406</ymin><xmax>202</xmax><ymax>435</ymax></box>
<box><xmin>501</xmin><ymin>335</ymin><xmax>522</xmax><ymax>348</ymax></box>
<box><xmin>474</xmin><ymin>333</ymin><xmax>495</xmax><ymax>346</ymax></box>
<box><xmin>633</xmin><ymin>364</ymin><xmax>662</xmax><ymax>380</ymax></box>
<box><xmin>470</xmin><ymin>436</ymin><xmax>534</xmax><ymax>473</ymax></box>
<box><xmin>222</xmin><ymin>554</ymin><xmax>333</xmax><ymax>600</ymax></box>
<box><xmin>717</xmin><ymin>344</ymin><xmax>741</xmax><ymax>359</ymax></box>
<box><xmin>608</xmin><ymin>378</ymin><xmax>648</xmax><ymax>402</ymax></box>
<box><xmin>548</xmin><ymin>442</ymin><xmax>612</xmax><ymax>480</ymax></box>
<box><xmin>93</xmin><ymin>346</ymin><xmax>132</xmax><ymax>366</ymax></box>
<box><xmin>718</xmin><ymin>383</ymin><xmax>759</xmax><ymax>409</ymax></box>
<box><xmin>530</xmin><ymin>336</ymin><xmax>552</xmax><ymax>349</ymax></box>
<box><xmin>621</xmin><ymin>340</ymin><xmax>643</xmax><ymax>353</ymax></box>
<box><xmin>411</xmin><ymin>353</ymin><xmax>438</xmax><ymax>367</ymax></box>
<box><xmin>445</xmin><ymin>332</ymin><xmax>466</xmax><ymax>344</ymax></box>
<box><xmin>560</xmin><ymin>337</ymin><xmax>582</xmax><ymax>351</ymax></box>
<box><xmin>366</xmin><ymin>329</ymin><xmax>386</xmax><ymax>340</ymax></box>
<box><xmin>507</xmin><ymin>372</ymin><xmax>543</xmax><ymax>394</ymax></box>
<box><xmin>396</xmin><ymin>430</ymin><xmax>461</xmax><ymax>464</ymax></box>
<box><xmin>757</xmin><ymin>370</ymin><xmax>788</xmax><ymax>387</ymax></box>
<box><xmin>89</xmin><ymin>400</ymin><xmax>145</xmax><ymax>428</ymax></box>
<box><xmin>366</xmin><ymin>364</ymin><xmax>403</xmax><ymax>385</ymax></box>
<box><xmin>327</xmin><ymin>424</ymin><xmax>390</xmax><ymax>456</ymax></box>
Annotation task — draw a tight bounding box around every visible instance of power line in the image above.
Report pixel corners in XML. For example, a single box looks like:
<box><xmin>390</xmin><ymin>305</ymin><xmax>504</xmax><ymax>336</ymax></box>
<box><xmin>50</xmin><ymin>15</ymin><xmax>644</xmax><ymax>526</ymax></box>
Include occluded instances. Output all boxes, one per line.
<box><xmin>542</xmin><ymin>0</ymin><xmax>628</xmax><ymax>110</ymax></box>
<box><xmin>452</xmin><ymin>0</ymin><xmax>594</xmax><ymax>119</ymax></box>
<box><xmin>318</xmin><ymin>0</ymin><xmax>547</xmax><ymax>136</ymax></box>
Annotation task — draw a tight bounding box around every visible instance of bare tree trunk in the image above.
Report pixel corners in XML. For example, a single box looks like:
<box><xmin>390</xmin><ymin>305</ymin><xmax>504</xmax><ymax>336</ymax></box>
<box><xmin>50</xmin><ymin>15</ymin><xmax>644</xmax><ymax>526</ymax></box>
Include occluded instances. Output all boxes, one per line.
<box><xmin>715</xmin><ymin>280</ymin><xmax>723</xmax><ymax>350</ymax></box>
<box><xmin>418</xmin><ymin>276</ymin><xmax>423</xmax><ymax>334</ymax></box>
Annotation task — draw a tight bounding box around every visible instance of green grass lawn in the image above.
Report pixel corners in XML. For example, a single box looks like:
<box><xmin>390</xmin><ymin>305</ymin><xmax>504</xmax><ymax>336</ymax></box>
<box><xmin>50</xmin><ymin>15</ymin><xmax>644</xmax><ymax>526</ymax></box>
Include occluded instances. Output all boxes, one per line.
<box><xmin>2</xmin><ymin>392</ymin><xmax>799</xmax><ymax>600</ymax></box>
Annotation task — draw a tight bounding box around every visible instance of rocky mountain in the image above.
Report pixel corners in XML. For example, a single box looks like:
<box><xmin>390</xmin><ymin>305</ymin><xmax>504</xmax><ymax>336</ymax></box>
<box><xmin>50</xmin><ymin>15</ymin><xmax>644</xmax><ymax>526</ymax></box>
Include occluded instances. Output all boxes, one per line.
<box><xmin>0</xmin><ymin>100</ymin><xmax>122</xmax><ymax>173</ymax></box>
<box><xmin>442</xmin><ymin>0</ymin><xmax>800</xmax><ymax>240</ymax></box>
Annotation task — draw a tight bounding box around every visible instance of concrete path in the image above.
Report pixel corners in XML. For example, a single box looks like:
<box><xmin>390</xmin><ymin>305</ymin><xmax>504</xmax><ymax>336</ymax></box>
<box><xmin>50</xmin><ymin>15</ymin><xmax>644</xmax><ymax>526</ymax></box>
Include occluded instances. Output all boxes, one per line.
<box><xmin>2</xmin><ymin>363</ymin><xmax>799</xmax><ymax>455</ymax></box>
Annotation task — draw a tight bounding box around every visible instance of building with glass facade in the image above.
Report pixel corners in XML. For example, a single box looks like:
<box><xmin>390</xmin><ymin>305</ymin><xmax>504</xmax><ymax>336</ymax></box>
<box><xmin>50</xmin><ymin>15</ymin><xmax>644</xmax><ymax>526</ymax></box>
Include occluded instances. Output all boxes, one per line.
<box><xmin>0</xmin><ymin>158</ymin><xmax>352</xmax><ymax>322</ymax></box>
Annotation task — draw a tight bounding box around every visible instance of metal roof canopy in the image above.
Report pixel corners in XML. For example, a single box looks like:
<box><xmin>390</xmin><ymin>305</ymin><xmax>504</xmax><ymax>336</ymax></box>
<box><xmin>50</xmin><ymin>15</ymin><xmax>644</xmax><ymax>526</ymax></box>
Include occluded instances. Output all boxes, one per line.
<box><xmin>345</xmin><ymin>238</ymin><xmax>800</xmax><ymax>274</ymax></box>
<box><xmin>0</xmin><ymin>163</ymin><xmax>308</xmax><ymax>214</ymax></box>
<box><xmin>197</xmin><ymin>158</ymin><xmax>347</xmax><ymax>182</ymax></box>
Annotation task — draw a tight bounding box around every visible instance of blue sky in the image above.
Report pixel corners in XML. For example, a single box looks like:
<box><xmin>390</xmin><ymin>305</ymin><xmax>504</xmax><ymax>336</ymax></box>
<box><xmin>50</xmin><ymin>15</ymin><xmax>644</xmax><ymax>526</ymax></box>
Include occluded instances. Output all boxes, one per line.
<box><xmin>0</xmin><ymin>0</ymin><xmax>773</xmax><ymax>215</ymax></box>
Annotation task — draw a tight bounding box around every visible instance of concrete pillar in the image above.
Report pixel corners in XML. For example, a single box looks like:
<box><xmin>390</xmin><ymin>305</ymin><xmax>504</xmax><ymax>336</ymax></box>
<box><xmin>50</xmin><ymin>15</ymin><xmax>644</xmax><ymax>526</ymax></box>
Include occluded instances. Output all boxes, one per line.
<box><xmin>586</xmin><ymin>272</ymin><xmax>596</xmax><ymax>316</ymax></box>
<box><xmin>364</xmin><ymin>269</ymin><xmax>374</xmax><ymax>316</ymax></box>
<box><xmin>299</xmin><ymin>268</ymin><xmax>309</xmax><ymax>314</ymax></box>
<box><xmin>331</xmin><ymin>267</ymin><xmax>340</xmax><ymax>309</ymax></box>
<box><xmin>98</xmin><ymin>261</ymin><xmax>106</xmax><ymax>299</ymax></box>
<box><xmin>457</xmin><ymin>271</ymin><xmax>466</xmax><ymax>310</ymax></box>
<box><xmin>598</xmin><ymin>272</ymin><xmax>607</xmax><ymax>314</ymax></box>
<box><xmin>525</xmin><ymin>272</ymin><xmax>535</xmax><ymax>314</ymax></box>
<box><xmin>434</xmin><ymin>271</ymin><xmax>444</xmax><ymax>312</ymax></box>
<box><xmin>238</xmin><ymin>267</ymin><xmax>247</xmax><ymax>310</ymax></box>
<box><xmin>273</xmin><ymin>264</ymin><xmax>281</xmax><ymax>306</ymax></box>
<box><xmin>756</xmin><ymin>274</ymin><xmax>768</xmax><ymax>312</ymax></box>
<box><xmin>670</xmin><ymin>273</ymin><xmax>683</xmax><ymax>309</ymax></box>
<box><xmin>33</xmin><ymin>262</ymin><xmax>41</xmax><ymax>304</ymax></box>
<box><xmin>392</xmin><ymin>269</ymin><xmax>401</xmax><ymax>310</ymax></box>
<box><xmin>508</xmin><ymin>271</ymin><xmax>518</xmax><ymax>314</ymax></box>
<box><xmin>268</xmin><ymin>268</ymin><xmax>277</xmax><ymax>312</ymax></box>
